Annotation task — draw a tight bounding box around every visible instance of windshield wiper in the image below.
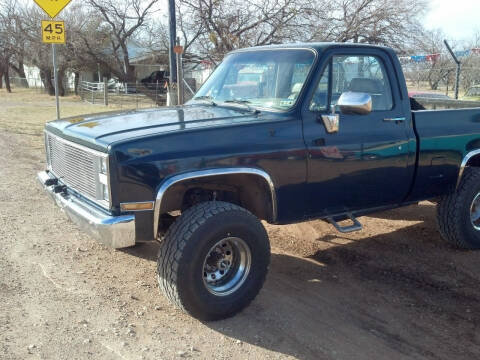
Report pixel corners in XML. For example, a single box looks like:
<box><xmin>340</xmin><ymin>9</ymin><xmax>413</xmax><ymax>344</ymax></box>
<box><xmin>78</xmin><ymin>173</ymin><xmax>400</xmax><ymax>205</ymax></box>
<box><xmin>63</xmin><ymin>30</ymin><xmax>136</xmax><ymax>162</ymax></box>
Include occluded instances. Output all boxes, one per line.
<box><xmin>192</xmin><ymin>95</ymin><xmax>217</xmax><ymax>106</ymax></box>
<box><xmin>222</xmin><ymin>99</ymin><xmax>260</xmax><ymax>114</ymax></box>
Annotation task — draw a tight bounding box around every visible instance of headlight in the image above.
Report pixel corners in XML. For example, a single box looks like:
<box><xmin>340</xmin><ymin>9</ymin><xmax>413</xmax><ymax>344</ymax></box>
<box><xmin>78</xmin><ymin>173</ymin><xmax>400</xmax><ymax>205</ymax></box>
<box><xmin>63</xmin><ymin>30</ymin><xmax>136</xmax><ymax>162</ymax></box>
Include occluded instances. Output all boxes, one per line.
<box><xmin>100</xmin><ymin>157</ymin><xmax>108</xmax><ymax>174</ymax></box>
<box><xmin>101</xmin><ymin>183</ymin><xmax>110</xmax><ymax>202</ymax></box>
<box><xmin>44</xmin><ymin>132</ymin><xmax>51</xmax><ymax>167</ymax></box>
<box><xmin>98</xmin><ymin>156</ymin><xmax>110</xmax><ymax>202</ymax></box>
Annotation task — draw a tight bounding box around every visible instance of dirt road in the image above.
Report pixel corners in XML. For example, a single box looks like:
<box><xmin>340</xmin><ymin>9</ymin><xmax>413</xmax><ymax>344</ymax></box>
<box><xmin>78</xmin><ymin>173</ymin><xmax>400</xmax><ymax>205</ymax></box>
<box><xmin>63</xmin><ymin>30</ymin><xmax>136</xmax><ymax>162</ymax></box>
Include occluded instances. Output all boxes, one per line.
<box><xmin>1</xmin><ymin>130</ymin><xmax>480</xmax><ymax>360</ymax></box>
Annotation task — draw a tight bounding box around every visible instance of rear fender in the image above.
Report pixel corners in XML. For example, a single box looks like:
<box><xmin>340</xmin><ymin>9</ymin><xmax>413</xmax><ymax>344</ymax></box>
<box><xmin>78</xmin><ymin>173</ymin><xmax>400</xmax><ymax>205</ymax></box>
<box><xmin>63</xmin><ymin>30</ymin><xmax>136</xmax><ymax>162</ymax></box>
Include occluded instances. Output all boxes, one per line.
<box><xmin>457</xmin><ymin>149</ymin><xmax>480</xmax><ymax>188</ymax></box>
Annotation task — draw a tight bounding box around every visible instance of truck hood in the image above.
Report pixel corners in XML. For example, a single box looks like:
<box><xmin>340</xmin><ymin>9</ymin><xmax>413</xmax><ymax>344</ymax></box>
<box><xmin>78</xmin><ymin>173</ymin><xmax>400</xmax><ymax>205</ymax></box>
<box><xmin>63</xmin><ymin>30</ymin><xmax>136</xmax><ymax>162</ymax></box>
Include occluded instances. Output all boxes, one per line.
<box><xmin>45</xmin><ymin>104</ymin><xmax>262</xmax><ymax>152</ymax></box>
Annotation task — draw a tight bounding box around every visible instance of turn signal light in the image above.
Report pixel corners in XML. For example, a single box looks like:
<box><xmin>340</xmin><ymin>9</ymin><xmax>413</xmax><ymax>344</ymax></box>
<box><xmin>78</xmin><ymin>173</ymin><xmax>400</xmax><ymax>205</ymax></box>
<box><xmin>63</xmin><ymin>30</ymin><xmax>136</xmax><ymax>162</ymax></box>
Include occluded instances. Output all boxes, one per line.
<box><xmin>120</xmin><ymin>202</ymin><xmax>154</xmax><ymax>212</ymax></box>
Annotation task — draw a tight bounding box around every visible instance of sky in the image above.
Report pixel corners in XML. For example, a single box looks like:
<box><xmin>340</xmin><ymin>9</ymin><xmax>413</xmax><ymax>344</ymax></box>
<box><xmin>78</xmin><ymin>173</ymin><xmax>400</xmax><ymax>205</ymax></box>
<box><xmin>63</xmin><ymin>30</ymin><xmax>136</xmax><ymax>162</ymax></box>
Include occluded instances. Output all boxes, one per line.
<box><xmin>425</xmin><ymin>0</ymin><xmax>480</xmax><ymax>41</ymax></box>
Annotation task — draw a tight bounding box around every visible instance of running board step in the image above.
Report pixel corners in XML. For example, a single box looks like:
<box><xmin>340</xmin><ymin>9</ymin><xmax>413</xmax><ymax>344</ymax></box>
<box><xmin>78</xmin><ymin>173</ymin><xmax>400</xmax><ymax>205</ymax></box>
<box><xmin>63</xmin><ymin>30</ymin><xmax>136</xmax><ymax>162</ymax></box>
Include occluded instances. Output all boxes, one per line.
<box><xmin>327</xmin><ymin>213</ymin><xmax>363</xmax><ymax>233</ymax></box>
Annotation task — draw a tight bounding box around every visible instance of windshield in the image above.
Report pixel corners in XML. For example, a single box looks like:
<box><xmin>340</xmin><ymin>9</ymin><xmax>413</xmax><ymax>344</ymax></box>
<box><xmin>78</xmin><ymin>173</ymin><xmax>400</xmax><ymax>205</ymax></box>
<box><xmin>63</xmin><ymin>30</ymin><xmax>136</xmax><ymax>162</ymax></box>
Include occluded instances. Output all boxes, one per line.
<box><xmin>191</xmin><ymin>49</ymin><xmax>316</xmax><ymax>111</ymax></box>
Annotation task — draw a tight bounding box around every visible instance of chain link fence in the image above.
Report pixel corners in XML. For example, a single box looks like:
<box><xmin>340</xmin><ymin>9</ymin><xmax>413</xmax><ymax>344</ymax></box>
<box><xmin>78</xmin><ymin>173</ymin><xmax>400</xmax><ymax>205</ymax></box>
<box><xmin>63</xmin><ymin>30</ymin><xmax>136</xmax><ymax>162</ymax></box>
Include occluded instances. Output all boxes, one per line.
<box><xmin>78</xmin><ymin>79</ymin><xmax>197</xmax><ymax>109</ymax></box>
<box><xmin>79</xmin><ymin>81</ymin><xmax>167</xmax><ymax>109</ymax></box>
<box><xmin>6</xmin><ymin>77</ymin><xmax>196</xmax><ymax>111</ymax></box>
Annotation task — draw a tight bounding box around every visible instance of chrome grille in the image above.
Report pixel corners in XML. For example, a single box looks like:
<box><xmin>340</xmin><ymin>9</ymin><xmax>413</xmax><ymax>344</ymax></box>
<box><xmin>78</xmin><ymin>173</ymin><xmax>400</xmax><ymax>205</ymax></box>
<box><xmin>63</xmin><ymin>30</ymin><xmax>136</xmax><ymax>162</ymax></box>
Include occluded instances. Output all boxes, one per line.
<box><xmin>45</xmin><ymin>132</ymin><xmax>108</xmax><ymax>207</ymax></box>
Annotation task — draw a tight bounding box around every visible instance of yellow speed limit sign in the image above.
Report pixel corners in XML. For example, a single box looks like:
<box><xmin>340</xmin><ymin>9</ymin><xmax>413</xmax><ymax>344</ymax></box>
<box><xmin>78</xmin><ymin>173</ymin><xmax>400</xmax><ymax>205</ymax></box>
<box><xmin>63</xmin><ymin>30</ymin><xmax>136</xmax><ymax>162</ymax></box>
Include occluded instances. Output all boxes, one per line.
<box><xmin>34</xmin><ymin>0</ymin><xmax>72</xmax><ymax>19</ymax></box>
<box><xmin>42</xmin><ymin>20</ymin><xmax>66</xmax><ymax>44</ymax></box>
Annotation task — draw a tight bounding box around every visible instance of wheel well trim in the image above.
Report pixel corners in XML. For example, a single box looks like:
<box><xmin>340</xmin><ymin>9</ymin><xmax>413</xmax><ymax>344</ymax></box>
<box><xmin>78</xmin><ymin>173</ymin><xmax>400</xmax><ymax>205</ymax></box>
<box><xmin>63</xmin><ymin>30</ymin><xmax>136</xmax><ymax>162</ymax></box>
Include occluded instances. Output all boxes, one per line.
<box><xmin>153</xmin><ymin>168</ymin><xmax>277</xmax><ymax>239</ymax></box>
<box><xmin>457</xmin><ymin>149</ymin><xmax>480</xmax><ymax>189</ymax></box>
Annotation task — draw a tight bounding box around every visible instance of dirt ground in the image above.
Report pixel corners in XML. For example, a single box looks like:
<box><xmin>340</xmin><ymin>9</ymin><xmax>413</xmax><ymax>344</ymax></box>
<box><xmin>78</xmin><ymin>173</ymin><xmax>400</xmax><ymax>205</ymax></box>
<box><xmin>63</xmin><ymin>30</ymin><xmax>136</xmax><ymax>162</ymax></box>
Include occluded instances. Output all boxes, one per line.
<box><xmin>2</xmin><ymin>93</ymin><xmax>480</xmax><ymax>360</ymax></box>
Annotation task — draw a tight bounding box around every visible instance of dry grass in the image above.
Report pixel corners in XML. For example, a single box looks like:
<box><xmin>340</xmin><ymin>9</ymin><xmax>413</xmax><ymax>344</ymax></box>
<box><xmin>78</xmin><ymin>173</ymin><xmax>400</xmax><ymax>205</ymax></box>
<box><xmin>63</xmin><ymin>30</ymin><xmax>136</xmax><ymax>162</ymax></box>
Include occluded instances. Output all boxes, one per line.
<box><xmin>406</xmin><ymin>81</ymin><xmax>467</xmax><ymax>97</ymax></box>
<box><xmin>0</xmin><ymin>88</ymin><xmax>141</xmax><ymax>148</ymax></box>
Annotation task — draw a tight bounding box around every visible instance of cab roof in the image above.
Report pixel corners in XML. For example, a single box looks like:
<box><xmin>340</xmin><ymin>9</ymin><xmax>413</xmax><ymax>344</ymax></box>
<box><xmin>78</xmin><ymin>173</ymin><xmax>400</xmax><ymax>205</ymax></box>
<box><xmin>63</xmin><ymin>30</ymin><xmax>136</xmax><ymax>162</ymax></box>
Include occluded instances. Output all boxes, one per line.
<box><xmin>231</xmin><ymin>42</ymin><xmax>395</xmax><ymax>55</ymax></box>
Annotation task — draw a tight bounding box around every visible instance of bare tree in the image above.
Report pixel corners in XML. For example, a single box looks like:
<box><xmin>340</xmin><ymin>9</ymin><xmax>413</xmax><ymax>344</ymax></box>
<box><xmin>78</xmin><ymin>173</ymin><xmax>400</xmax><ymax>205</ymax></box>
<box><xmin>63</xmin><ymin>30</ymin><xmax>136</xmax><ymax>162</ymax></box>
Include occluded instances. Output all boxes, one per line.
<box><xmin>0</xmin><ymin>0</ymin><xmax>17</xmax><ymax>92</ymax></box>
<box><xmin>176</xmin><ymin>0</ymin><xmax>427</xmax><ymax>64</ymax></box>
<box><xmin>56</xmin><ymin>4</ymin><xmax>106</xmax><ymax>94</ymax></box>
<box><xmin>308</xmin><ymin>0</ymin><xmax>427</xmax><ymax>50</ymax></box>
<box><xmin>459</xmin><ymin>33</ymin><xmax>480</xmax><ymax>91</ymax></box>
<box><xmin>1</xmin><ymin>0</ymin><xmax>161</xmax><ymax>95</ymax></box>
<box><xmin>18</xmin><ymin>5</ymin><xmax>58</xmax><ymax>95</ymax></box>
<box><xmin>0</xmin><ymin>50</ymin><xmax>11</xmax><ymax>92</ymax></box>
<box><xmin>409</xmin><ymin>29</ymin><xmax>454</xmax><ymax>90</ymax></box>
<box><xmin>177</xmin><ymin>0</ymin><xmax>312</xmax><ymax>63</ymax></box>
<box><xmin>84</xmin><ymin>0</ymin><xmax>159</xmax><ymax>82</ymax></box>
<box><xmin>1</xmin><ymin>0</ymin><xmax>463</xmax><ymax>97</ymax></box>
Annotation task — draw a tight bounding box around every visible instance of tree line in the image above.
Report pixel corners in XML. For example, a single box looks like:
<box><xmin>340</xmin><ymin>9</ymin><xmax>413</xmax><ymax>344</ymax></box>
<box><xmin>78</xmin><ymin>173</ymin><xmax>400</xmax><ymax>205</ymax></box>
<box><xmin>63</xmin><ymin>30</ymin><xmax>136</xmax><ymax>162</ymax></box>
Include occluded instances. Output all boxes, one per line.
<box><xmin>1</xmin><ymin>0</ymin><xmax>475</xmax><ymax>95</ymax></box>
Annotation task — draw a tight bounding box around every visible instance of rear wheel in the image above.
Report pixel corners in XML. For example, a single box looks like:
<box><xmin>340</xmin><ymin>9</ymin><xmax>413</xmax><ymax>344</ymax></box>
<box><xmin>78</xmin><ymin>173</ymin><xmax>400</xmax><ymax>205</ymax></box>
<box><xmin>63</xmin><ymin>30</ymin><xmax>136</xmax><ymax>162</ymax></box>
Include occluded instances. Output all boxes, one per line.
<box><xmin>437</xmin><ymin>167</ymin><xmax>480</xmax><ymax>249</ymax></box>
<box><xmin>157</xmin><ymin>201</ymin><xmax>270</xmax><ymax>321</ymax></box>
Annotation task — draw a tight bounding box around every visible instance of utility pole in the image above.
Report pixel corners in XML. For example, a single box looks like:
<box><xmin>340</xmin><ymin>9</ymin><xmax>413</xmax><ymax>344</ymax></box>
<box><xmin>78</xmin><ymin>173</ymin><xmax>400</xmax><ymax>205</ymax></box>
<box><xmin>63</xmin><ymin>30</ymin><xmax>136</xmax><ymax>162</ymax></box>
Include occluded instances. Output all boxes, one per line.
<box><xmin>444</xmin><ymin>40</ymin><xmax>461</xmax><ymax>99</ymax></box>
<box><xmin>167</xmin><ymin>0</ymin><xmax>177</xmax><ymax>105</ymax></box>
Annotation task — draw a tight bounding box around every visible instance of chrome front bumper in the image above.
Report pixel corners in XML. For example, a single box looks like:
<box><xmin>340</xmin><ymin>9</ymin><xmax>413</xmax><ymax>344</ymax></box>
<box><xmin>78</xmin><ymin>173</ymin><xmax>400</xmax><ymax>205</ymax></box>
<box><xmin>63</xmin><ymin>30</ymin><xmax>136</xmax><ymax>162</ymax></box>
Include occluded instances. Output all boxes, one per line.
<box><xmin>37</xmin><ymin>171</ymin><xmax>135</xmax><ymax>248</ymax></box>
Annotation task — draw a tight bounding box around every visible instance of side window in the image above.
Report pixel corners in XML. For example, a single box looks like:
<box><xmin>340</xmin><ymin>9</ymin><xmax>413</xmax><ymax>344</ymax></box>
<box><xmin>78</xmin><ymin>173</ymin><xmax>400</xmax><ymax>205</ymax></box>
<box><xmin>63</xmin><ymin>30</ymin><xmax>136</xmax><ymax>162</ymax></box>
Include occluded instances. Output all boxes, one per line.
<box><xmin>332</xmin><ymin>55</ymin><xmax>393</xmax><ymax>111</ymax></box>
<box><xmin>309</xmin><ymin>64</ymin><xmax>330</xmax><ymax>111</ymax></box>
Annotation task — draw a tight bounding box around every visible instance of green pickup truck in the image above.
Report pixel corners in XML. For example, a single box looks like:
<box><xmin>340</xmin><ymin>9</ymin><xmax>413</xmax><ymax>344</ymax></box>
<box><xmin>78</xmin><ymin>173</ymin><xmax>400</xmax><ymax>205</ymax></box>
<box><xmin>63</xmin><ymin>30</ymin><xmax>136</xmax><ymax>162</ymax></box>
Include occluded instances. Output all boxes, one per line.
<box><xmin>38</xmin><ymin>42</ymin><xmax>480</xmax><ymax>320</ymax></box>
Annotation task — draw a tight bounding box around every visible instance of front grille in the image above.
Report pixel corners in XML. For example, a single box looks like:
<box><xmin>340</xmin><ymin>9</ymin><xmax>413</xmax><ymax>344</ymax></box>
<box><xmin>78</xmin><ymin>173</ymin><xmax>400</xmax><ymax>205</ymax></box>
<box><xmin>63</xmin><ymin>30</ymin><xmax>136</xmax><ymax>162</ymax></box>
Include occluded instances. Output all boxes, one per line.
<box><xmin>45</xmin><ymin>132</ymin><xmax>108</xmax><ymax>207</ymax></box>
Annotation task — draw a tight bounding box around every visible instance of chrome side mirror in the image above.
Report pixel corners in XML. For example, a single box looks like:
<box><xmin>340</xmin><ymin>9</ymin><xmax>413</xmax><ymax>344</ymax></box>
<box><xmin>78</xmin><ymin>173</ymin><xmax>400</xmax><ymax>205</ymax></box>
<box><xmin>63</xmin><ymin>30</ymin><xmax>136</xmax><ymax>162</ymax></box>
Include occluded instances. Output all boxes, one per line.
<box><xmin>337</xmin><ymin>92</ymin><xmax>372</xmax><ymax>115</ymax></box>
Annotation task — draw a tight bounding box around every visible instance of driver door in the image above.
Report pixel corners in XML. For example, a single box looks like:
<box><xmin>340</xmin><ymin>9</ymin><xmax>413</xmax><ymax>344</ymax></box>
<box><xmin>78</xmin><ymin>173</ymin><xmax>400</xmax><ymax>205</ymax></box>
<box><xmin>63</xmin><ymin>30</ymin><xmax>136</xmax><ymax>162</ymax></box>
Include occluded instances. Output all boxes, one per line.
<box><xmin>302</xmin><ymin>50</ymin><xmax>415</xmax><ymax>217</ymax></box>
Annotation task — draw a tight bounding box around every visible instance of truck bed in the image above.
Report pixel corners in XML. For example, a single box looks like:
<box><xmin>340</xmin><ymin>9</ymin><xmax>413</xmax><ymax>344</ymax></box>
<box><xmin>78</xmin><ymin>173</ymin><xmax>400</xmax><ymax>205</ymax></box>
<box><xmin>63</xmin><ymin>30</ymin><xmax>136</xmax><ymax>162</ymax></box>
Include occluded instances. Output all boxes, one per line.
<box><xmin>409</xmin><ymin>107</ymin><xmax>480</xmax><ymax>200</ymax></box>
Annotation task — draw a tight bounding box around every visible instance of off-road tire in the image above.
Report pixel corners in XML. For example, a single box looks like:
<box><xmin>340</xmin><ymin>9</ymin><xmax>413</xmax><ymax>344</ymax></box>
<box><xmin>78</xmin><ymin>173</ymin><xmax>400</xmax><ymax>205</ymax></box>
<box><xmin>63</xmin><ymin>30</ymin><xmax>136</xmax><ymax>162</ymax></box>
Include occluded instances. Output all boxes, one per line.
<box><xmin>437</xmin><ymin>167</ymin><xmax>480</xmax><ymax>249</ymax></box>
<box><xmin>157</xmin><ymin>201</ymin><xmax>270</xmax><ymax>321</ymax></box>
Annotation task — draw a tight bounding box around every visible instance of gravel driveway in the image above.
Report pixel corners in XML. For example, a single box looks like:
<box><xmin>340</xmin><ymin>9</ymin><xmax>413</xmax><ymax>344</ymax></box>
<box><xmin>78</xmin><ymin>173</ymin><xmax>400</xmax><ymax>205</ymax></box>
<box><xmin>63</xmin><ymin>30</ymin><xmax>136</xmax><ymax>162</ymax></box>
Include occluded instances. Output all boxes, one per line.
<box><xmin>1</xmin><ymin>130</ymin><xmax>480</xmax><ymax>360</ymax></box>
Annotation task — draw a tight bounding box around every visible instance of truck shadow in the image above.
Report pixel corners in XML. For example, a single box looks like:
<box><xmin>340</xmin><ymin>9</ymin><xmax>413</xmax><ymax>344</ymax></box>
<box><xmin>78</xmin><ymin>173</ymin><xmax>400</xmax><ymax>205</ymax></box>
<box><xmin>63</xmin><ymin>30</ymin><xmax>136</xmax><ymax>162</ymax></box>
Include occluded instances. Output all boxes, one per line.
<box><xmin>367</xmin><ymin>201</ymin><xmax>436</xmax><ymax>221</ymax></box>
<box><xmin>122</xmin><ymin>241</ymin><xmax>160</xmax><ymax>261</ymax></box>
<box><xmin>205</xmin><ymin>222</ymin><xmax>480</xmax><ymax>359</ymax></box>
<box><xmin>123</xmin><ymin>207</ymin><xmax>480</xmax><ymax>360</ymax></box>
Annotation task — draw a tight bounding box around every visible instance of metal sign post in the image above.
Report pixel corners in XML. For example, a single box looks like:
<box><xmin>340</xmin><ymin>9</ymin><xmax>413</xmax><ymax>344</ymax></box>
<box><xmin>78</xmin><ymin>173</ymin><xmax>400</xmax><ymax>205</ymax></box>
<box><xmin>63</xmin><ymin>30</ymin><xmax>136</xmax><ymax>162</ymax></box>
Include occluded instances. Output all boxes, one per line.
<box><xmin>42</xmin><ymin>20</ymin><xmax>66</xmax><ymax>120</ymax></box>
<box><xmin>35</xmin><ymin>1</ymin><xmax>72</xmax><ymax>120</ymax></box>
<box><xmin>52</xmin><ymin>44</ymin><xmax>60</xmax><ymax>120</ymax></box>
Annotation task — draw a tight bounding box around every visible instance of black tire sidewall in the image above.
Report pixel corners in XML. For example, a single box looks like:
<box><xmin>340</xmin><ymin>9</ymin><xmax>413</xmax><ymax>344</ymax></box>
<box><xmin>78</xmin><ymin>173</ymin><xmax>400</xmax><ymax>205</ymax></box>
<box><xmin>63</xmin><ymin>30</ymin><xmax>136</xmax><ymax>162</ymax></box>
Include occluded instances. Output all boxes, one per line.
<box><xmin>457</xmin><ymin>180</ymin><xmax>480</xmax><ymax>248</ymax></box>
<box><xmin>175</xmin><ymin>209</ymin><xmax>270</xmax><ymax>320</ymax></box>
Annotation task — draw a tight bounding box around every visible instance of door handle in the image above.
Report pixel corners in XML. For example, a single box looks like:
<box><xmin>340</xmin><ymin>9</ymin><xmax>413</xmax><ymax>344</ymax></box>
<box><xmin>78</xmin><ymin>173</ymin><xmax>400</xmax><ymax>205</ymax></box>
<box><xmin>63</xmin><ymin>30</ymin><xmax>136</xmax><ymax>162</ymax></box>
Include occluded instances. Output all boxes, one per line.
<box><xmin>383</xmin><ymin>117</ymin><xmax>406</xmax><ymax>122</ymax></box>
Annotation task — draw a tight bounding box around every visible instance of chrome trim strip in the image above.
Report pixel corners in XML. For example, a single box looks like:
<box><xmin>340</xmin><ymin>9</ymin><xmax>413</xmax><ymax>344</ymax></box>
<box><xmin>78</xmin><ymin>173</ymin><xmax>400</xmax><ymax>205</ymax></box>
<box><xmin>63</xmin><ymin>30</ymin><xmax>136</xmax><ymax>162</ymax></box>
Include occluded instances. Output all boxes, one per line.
<box><xmin>457</xmin><ymin>149</ymin><xmax>480</xmax><ymax>189</ymax></box>
<box><xmin>232</xmin><ymin>46</ymin><xmax>318</xmax><ymax>57</ymax></box>
<box><xmin>153</xmin><ymin>168</ymin><xmax>277</xmax><ymax>239</ymax></box>
<box><xmin>37</xmin><ymin>171</ymin><xmax>135</xmax><ymax>248</ymax></box>
<box><xmin>383</xmin><ymin>117</ymin><xmax>406</xmax><ymax>122</ymax></box>
<box><xmin>120</xmin><ymin>201</ymin><xmax>155</xmax><ymax>212</ymax></box>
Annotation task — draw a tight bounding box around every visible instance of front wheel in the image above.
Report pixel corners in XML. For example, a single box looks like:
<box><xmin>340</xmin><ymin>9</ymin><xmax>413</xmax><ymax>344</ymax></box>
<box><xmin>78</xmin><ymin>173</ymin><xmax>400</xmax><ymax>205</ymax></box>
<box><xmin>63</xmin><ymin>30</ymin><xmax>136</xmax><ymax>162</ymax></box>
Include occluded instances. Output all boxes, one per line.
<box><xmin>157</xmin><ymin>201</ymin><xmax>270</xmax><ymax>321</ymax></box>
<box><xmin>437</xmin><ymin>167</ymin><xmax>480</xmax><ymax>249</ymax></box>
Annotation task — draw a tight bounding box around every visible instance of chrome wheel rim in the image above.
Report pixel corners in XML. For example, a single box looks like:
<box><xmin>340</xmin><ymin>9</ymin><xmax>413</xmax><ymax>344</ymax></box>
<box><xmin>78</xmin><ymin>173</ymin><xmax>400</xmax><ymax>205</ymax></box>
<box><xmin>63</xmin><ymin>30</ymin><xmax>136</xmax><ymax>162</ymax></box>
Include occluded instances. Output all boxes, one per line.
<box><xmin>470</xmin><ymin>193</ymin><xmax>480</xmax><ymax>230</ymax></box>
<box><xmin>202</xmin><ymin>237</ymin><xmax>251</xmax><ymax>297</ymax></box>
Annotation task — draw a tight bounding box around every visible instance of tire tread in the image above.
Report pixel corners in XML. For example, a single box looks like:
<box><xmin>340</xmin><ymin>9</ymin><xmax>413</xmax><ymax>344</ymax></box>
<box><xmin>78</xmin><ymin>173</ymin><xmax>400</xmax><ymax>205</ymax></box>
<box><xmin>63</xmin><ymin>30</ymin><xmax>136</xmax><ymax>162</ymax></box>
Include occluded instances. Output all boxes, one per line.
<box><xmin>157</xmin><ymin>201</ymin><xmax>266</xmax><ymax>315</ymax></box>
<box><xmin>436</xmin><ymin>167</ymin><xmax>480</xmax><ymax>249</ymax></box>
